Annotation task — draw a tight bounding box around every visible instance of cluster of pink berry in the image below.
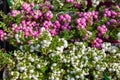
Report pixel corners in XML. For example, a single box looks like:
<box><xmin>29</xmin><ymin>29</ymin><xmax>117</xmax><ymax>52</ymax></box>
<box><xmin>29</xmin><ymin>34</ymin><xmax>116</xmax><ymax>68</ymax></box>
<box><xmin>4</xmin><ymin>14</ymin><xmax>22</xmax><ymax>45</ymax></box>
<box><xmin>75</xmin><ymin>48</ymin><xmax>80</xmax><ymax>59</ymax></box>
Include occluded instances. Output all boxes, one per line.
<box><xmin>65</xmin><ymin>0</ymin><xmax>74</xmax><ymax>3</ymax></box>
<box><xmin>10</xmin><ymin>2</ymin><xmax>56</xmax><ymax>37</ymax></box>
<box><xmin>43</xmin><ymin>13</ymin><xmax>72</xmax><ymax>36</ymax></box>
<box><xmin>9</xmin><ymin>2</ymin><xmax>74</xmax><ymax>38</ymax></box>
<box><xmin>0</xmin><ymin>30</ymin><xmax>7</xmax><ymax>40</ymax></box>
<box><xmin>57</xmin><ymin>13</ymin><xmax>72</xmax><ymax>30</ymax></box>
<box><xmin>44</xmin><ymin>11</ymin><xmax>53</xmax><ymax>20</ymax></box>
<box><xmin>76</xmin><ymin>17</ymin><xmax>87</xmax><ymax>29</ymax></box>
<box><xmin>10</xmin><ymin>10</ymin><xmax>21</xmax><ymax>17</ymax></box>
<box><xmin>57</xmin><ymin>14</ymin><xmax>71</xmax><ymax>23</ymax></box>
<box><xmin>104</xmin><ymin>8</ymin><xmax>117</xmax><ymax>18</ymax></box>
<box><xmin>92</xmin><ymin>37</ymin><xmax>103</xmax><ymax>49</ymax></box>
<box><xmin>97</xmin><ymin>25</ymin><xmax>108</xmax><ymax>37</ymax></box>
<box><xmin>42</xmin><ymin>20</ymin><xmax>57</xmax><ymax>36</ymax></box>
<box><xmin>76</xmin><ymin>11</ymin><xmax>98</xmax><ymax>29</ymax></box>
<box><xmin>12</xmin><ymin>20</ymin><xmax>40</xmax><ymax>38</ymax></box>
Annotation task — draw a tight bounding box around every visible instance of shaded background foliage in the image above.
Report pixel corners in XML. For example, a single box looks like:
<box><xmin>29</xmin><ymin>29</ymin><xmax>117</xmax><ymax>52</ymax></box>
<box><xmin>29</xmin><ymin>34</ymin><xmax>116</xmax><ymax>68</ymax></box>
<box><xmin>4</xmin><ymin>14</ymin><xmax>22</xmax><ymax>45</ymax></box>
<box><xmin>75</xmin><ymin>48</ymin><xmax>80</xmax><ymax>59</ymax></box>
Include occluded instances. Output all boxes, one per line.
<box><xmin>0</xmin><ymin>0</ymin><xmax>118</xmax><ymax>52</ymax></box>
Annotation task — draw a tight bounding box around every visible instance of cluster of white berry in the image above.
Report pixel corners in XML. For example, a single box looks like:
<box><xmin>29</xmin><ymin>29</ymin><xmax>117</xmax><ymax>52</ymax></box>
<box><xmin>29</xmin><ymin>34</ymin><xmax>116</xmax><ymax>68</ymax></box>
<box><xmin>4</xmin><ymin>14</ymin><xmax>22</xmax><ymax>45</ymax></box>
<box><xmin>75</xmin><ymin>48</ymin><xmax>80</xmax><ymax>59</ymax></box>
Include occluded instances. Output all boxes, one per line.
<box><xmin>6</xmin><ymin>41</ymin><xmax>120</xmax><ymax>80</ymax></box>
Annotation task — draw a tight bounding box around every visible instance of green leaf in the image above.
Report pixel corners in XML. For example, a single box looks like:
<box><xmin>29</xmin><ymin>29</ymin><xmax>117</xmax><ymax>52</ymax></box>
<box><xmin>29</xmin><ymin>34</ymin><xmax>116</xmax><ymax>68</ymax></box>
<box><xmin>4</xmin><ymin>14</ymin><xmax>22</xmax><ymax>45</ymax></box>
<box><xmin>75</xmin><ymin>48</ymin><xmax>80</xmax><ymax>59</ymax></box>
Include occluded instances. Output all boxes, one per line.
<box><xmin>52</xmin><ymin>55</ymin><xmax>59</xmax><ymax>62</ymax></box>
<box><xmin>103</xmin><ymin>73</ymin><xmax>110</xmax><ymax>80</ymax></box>
<box><xmin>34</xmin><ymin>4</ymin><xmax>39</xmax><ymax>10</ymax></box>
<box><xmin>40</xmin><ymin>67</ymin><xmax>47</xmax><ymax>73</ymax></box>
<box><xmin>7</xmin><ymin>0</ymin><xmax>12</xmax><ymax>6</ymax></box>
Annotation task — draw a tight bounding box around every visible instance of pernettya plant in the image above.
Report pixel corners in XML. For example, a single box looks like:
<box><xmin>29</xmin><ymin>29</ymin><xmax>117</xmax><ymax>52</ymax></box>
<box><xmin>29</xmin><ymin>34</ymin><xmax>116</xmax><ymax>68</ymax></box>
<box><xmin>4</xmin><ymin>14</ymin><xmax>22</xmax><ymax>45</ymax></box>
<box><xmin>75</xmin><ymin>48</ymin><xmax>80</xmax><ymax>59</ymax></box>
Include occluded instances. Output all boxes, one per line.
<box><xmin>0</xmin><ymin>1</ymin><xmax>120</xmax><ymax>80</ymax></box>
<box><xmin>6</xmin><ymin>42</ymin><xmax>120</xmax><ymax>80</ymax></box>
<box><xmin>1</xmin><ymin>2</ymin><xmax>120</xmax><ymax>50</ymax></box>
